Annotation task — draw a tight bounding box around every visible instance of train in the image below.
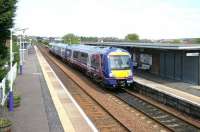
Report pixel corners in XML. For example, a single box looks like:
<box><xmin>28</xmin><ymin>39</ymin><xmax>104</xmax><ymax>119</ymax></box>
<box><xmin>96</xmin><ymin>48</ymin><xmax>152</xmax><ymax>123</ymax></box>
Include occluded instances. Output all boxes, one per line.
<box><xmin>49</xmin><ymin>43</ymin><xmax>134</xmax><ymax>88</ymax></box>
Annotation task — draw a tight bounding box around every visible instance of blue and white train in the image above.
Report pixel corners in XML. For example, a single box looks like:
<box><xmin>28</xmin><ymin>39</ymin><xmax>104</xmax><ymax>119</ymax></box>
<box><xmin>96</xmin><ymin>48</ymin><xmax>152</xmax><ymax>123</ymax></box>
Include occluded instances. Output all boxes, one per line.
<box><xmin>49</xmin><ymin>43</ymin><xmax>134</xmax><ymax>88</ymax></box>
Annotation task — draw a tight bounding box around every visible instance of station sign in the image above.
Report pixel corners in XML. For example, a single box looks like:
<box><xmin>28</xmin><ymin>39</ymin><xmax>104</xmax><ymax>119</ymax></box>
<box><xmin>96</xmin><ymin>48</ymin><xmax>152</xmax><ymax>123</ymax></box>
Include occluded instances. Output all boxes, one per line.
<box><xmin>186</xmin><ymin>52</ymin><xmax>199</xmax><ymax>56</ymax></box>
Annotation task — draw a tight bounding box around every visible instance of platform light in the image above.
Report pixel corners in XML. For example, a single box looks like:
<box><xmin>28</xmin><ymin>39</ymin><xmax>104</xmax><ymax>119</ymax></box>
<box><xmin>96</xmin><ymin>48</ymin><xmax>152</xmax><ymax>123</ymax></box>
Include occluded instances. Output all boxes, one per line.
<box><xmin>8</xmin><ymin>28</ymin><xmax>14</xmax><ymax>112</ymax></box>
<box><xmin>8</xmin><ymin>28</ymin><xmax>28</xmax><ymax>112</ymax></box>
<box><xmin>18</xmin><ymin>28</ymin><xmax>28</xmax><ymax>75</ymax></box>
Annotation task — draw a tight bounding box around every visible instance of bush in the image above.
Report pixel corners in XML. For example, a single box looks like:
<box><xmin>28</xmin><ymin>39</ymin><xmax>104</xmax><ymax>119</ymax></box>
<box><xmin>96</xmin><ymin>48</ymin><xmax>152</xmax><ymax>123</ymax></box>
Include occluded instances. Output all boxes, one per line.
<box><xmin>13</xmin><ymin>42</ymin><xmax>20</xmax><ymax>66</ymax></box>
<box><xmin>0</xmin><ymin>118</ymin><xmax>12</xmax><ymax>128</ymax></box>
<box><xmin>13</xmin><ymin>94</ymin><xmax>21</xmax><ymax>108</ymax></box>
<box><xmin>5</xmin><ymin>80</ymin><xmax>10</xmax><ymax>94</ymax></box>
<box><xmin>0</xmin><ymin>69</ymin><xmax>7</xmax><ymax>81</ymax></box>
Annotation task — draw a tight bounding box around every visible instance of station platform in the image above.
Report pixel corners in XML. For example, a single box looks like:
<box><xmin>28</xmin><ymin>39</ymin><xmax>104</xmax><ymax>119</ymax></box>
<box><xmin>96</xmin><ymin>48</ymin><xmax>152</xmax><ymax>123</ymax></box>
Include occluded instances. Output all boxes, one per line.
<box><xmin>133</xmin><ymin>72</ymin><xmax>200</xmax><ymax>119</ymax></box>
<box><xmin>0</xmin><ymin>46</ymin><xmax>63</xmax><ymax>132</ymax></box>
<box><xmin>1</xmin><ymin>46</ymin><xmax>96</xmax><ymax>132</ymax></box>
<box><xmin>35</xmin><ymin>46</ymin><xmax>96</xmax><ymax>132</ymax></box>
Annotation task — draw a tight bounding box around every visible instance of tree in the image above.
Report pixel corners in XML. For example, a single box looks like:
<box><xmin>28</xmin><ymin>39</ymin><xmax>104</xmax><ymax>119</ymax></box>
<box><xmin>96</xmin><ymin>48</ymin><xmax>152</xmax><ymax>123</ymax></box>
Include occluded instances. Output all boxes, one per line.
<box><xmin>100</xmin><ymin>37</ymin><xmax>121</xmax><ymax>42</ymax></box>
<box><xmin>195</xmin><ymin>38</ymin><xmax>200</xmax><ymax>44</ymax></box>
<box><xmin>0</xmin><ymin>0</ymin><xmax>17</xmax><ymax>45</ymax></box>
<box><xmin>171</xmin><ymin>39</ymin><xmax>181</xmax><ymax>44</ymax></box>
<box><xmin>62</xmin><ymin>33</ymin><xmax>80</xmax><ymax>44</ymax></box>
<box><xmin>125</xmin><ymin>33</ymin><xmax>139</xmax><ymax>42</ymax></box>
<box><xmin>0</xmin><ymin>0</ymin><xmax>17</xmax><ymax>80</ymax></box>
<box><xmin>80</xmin><ymin>36</ymin><xmax>98</xmax><ymax>42</ymax></box>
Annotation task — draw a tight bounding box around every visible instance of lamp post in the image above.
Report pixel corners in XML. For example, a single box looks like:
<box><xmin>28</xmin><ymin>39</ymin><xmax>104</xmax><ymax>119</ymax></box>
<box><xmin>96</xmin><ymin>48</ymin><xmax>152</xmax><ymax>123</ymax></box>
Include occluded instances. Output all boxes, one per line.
<box><xmin>29</xmin><ymin>38</ymin><xmax>32</xmax><ymax>45</ymax></box>
<box><xmin>9</xmin><ymin>28</ymin><xmax>14</xmax><ymax>112</ymax></box>
<box><xmin>8</xmin><ymin>27</ymin><xmax>28</xmax><ymax>111</ymax></box>
<box><xmin>22</xmin><ymin>30</ymin><xmax>25</xmax><ymax>62</ymax></box>
<box><xmin>19</xmin><ymin>28</ymin><xmax>28</xmax><ymax>75</ymax></box>
<box><xmin>19</xmin><ymin>34</ymin><xmax>23</xmax><ymax>75</ymax></box>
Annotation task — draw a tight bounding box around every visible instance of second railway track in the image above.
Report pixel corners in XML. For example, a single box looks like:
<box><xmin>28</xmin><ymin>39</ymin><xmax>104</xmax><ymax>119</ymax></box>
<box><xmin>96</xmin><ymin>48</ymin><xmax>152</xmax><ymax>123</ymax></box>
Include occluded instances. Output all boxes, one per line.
<box><xmin>38</xmin><ymin>45</ymin><xmax>199</xmax><ymax>132</ymax></box>
<box><xmin>114</xmin><ymin>89</ymin><xmax>200</xmax><ymax>132</ymax></box>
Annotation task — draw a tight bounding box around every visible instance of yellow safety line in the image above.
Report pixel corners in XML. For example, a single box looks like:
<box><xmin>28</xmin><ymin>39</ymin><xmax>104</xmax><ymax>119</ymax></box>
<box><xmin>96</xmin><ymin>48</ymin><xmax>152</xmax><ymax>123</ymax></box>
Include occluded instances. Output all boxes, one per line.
<box><xmin>35</xmin><ymin>46</ymin><xmax>75</xmax><ymax>132</ymax></box>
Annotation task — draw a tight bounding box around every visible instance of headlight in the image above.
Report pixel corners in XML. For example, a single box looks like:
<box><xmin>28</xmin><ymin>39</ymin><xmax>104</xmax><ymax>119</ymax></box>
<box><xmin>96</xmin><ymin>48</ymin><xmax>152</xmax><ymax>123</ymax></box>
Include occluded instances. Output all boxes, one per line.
<box><xmin>109</xmin><ymin>73</ymin><xmax>114</xmax><ymax>77</ymax></box>
<box><xmin>129</xmin><ymin>71</ymin><xmax>133</xmax><ymax>76</ymax></box>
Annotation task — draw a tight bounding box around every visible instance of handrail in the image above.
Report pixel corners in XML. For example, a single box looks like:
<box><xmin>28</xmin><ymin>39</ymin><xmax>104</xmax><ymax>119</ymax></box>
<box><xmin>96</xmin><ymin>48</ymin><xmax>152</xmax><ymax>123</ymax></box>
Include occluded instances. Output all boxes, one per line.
<box><xmin>0</xmin><ymin>63</ymin><xmax>18</xmax><ymax>105</ymax></box>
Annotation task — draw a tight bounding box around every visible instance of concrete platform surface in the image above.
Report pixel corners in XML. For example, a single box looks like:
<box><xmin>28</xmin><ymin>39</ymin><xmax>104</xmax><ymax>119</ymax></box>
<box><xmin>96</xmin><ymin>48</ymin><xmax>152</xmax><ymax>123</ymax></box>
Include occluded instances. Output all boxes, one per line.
<box><xmin>35</xmin><ymin>46</ymin><xmax>97</xmax><ymax>132</ymax></box>
<box><xmin>136</xmin><ymin>72</ymin><xmax>200</xmax><ymax>96</ymax></box>
<box><xmin>134</xmin><ymin>74</ymin><xmax>200</xmax><ymax>107</ymax></box>
<box><xmin>0</xmin><ymin>46</ymin><xmax>63</xmax><ymax>132</ymax></box>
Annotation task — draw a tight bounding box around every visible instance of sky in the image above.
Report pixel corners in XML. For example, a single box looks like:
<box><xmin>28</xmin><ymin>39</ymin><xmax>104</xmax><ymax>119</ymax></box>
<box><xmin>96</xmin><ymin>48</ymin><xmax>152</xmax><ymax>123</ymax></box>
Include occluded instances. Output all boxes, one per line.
<box><xmin>15</xmin><ymin>0</ymin><xmax>200</xmax><ymax>39</ymax></box>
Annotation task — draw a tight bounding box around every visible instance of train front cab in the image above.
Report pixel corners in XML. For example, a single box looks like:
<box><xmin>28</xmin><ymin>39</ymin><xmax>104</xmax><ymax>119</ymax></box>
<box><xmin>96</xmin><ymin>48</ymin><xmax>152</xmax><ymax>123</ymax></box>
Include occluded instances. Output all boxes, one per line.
<box><xmin>103</xmin><ymin>50</ymin><xmax>134</xmax><ymax>88</ymax></box>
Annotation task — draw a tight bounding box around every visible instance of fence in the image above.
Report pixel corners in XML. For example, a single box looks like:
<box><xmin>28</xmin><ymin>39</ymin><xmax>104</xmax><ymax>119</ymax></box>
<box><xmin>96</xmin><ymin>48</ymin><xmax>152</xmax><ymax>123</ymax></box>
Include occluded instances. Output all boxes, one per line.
<box><xmin>0</xmin><ymin>63</ymin><xmax>18</xmax><ymax>105</ymax></box>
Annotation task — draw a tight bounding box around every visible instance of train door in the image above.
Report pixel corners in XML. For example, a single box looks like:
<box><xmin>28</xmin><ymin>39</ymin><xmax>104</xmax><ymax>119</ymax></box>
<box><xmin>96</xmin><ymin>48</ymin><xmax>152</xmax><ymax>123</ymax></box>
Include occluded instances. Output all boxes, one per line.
<box><xmin>65</xmin><ymin>49</ymin><xmax>72</xmax><ymax>61</ymax></box>
<box><xmin>61</xmin><ymin>47</ymin><xmax>65</xmax><ymax>58</ymax></box>
<box><xmin>87</xmin><ymin>54</ymin><xmax>91</xmax><ymax>71</ymax></box>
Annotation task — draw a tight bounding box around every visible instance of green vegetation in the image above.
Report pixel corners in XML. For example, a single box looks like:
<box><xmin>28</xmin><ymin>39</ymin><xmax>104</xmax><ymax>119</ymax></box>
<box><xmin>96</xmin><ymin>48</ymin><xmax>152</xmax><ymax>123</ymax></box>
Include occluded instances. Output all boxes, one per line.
<box><xmin>42</xmin><ymin>40</ymin><xmax>49</xmax><ymax>45</ymax></box>
<box><xmin>13</xmin><ymin>42</ymin><xmax>20</xmax><ymax>66</ymax></box>
<box><xmin>80</xmin><ymin>36</ymin><xmax>98</xmax><ymax>42</ymax></box>
<box><xmin>13</xmin><ymin>94</ymin><xmax>21</xmax><ymax>107</ymax></box>
<box><xmin>0</xmin><ymin>41</ymin><xmax>19</xmax><ymax>81</ymax></box>
<box><xmin>0</xmin><ymin>0</ymin><xmax>17</xmax><ymax>81</ymax></box>
<box><xmin>0</xmin><ymin>118</ymin><xmax>12</xmax><ymax>132</ymax></box>
<box><xmin>5</xmin><ymin>79</ymin><xmax>10</xmax><ymax>94</ymax></box>
<box><xmin>125</xmin><ymin>33</ymin><xmax>139</xmax><ymax>42</ymax></box>
<box><xmin>37</xmin><ymin>39</ymin><xmax>49</xmax><ymax>46</ymax></box>
<box><xmin>62</xmin><ymin>33</ymin><xmax>135</xmax><ymax>44</ymax></box>
<box><xmin>170</xmin><ymin>39</ymin><xmax>181</xmax><ymax>44</ymax></box>
<box><xmin>63</xmin><ymin>33</ymin><xmax>80</xmax><ymax>44</ymax></box>
<box><xmin>195</xmin><ymin>38</ymin><xmax>200</xmax><ymax>44</ymax></box>
<box><xmin>0</xmin><ymin>67</ymin><xmax>8</xmax><ymax>82</ymax></box>
<box><xmin>0</xmin><ymin>118</ymin><xmax>12</xmax><ymax>128</ymax></box>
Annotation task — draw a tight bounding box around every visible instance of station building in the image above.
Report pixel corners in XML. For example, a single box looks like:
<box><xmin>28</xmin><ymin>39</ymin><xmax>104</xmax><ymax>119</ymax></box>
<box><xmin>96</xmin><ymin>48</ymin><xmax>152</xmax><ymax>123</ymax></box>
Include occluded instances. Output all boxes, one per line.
<box><xmin>86</xmin><ymin>42</ymin><xmax>200</xmax><ymax>85</ymax></box>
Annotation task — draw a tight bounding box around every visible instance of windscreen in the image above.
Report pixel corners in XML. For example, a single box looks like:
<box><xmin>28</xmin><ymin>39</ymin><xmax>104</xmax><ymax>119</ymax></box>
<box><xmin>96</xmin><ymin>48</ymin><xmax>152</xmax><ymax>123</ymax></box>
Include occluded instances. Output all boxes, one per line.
<box><xmin>109</xmin><ymin>55</ymin><xmax>131</xmax><ymax>70</ymax></box>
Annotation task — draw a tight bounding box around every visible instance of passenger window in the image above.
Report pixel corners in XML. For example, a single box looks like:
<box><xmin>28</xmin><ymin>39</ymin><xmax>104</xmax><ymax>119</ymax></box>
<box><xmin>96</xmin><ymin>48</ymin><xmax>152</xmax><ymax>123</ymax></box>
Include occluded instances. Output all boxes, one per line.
<box><xmin>80</xmin><ymin>52</ymin><xmax>88</xmax><ymax>64</ymax></box>
<box><xmin>73</xmin><ymin>51</ymin><xmax>78</xmax><ymax>59</ymax></box>
<box><xmin>91</xmin><ymin>55</ymin><xmax>100</xmax><ymax>69</ymax></box>
<box><xmin>66</xmin><ymin>50</ymin><xmax>71</xmax><ymax>57</ymax></box>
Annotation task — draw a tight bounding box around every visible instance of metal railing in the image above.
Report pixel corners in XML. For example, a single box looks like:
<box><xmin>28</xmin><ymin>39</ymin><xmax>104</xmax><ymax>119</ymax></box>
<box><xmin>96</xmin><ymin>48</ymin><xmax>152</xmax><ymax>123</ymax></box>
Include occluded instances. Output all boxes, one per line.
<box><xmin>0</xmin><ymin>63</ymin><xmax>18</xmax><ymax>105</ymax></box>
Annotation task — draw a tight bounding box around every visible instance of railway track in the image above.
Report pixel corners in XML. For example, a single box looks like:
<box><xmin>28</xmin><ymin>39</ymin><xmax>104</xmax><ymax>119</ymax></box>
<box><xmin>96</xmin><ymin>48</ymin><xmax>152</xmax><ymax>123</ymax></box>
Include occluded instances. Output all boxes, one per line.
<box><xmin>38</xmin><ymin>46</ymin><xmax>129</xmax><ymax>131</ymax></box>
<box><xmin>114</xmin><ymin>89</ymin><xmax>200</xmax><ymax>132</ymax></box>
<box><xmin>38</xmin><ymin>45</ymin><xmax>199</xmax><ymax>132</ymax></box>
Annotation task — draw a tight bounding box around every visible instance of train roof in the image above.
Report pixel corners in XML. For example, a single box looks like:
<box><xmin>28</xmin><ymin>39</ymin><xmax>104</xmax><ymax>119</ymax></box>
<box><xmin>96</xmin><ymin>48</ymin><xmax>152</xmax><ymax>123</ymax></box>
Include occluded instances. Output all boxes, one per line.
<box><xmin>50</xmin><ymin>43</ymin><xmax>130</xmax><ymax>55</ymax></box>
<box><xmin>67</xmin><ymin>44</ymin><xmax>109</xmax><ymax>54</ymax></box>
<box><xmin>66</xmin><ymin>44</ymin><xmax>129</xmax><ymax>55</ymax></box>
<box><xmin>49</xmin><ymin>43</ymin><xmax>68</xmax><ymax>48</ymax></box>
